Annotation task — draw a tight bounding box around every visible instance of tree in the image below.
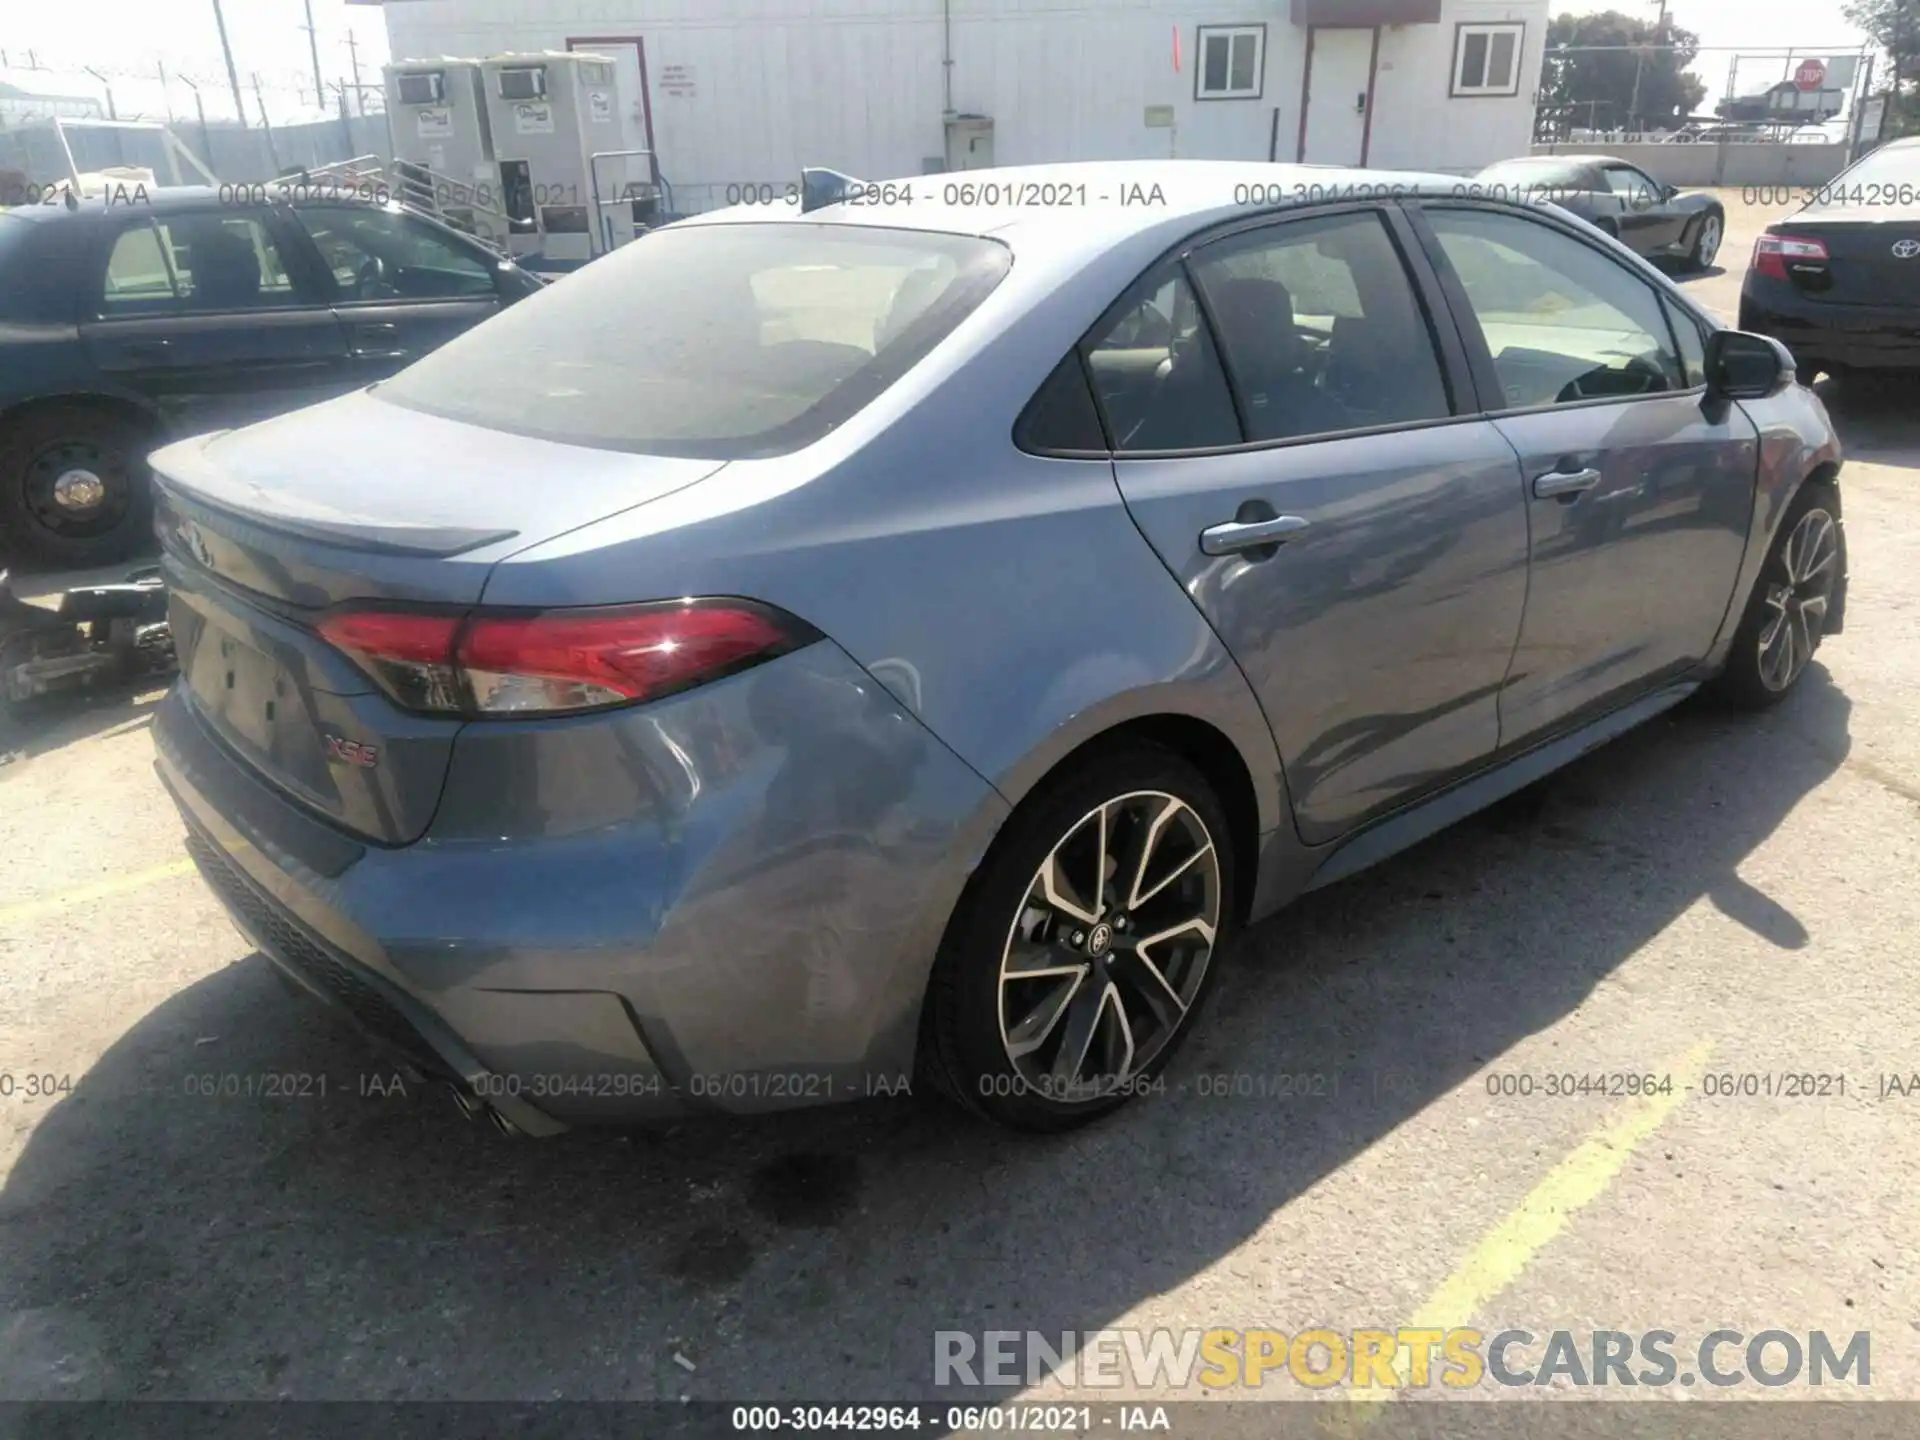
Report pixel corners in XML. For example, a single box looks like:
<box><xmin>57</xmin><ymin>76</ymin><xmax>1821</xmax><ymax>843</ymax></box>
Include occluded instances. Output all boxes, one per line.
<box><xmin>1538</xmin><ymin>10</ymin><xmax>1710</xmax><ymax>137</ymax></box>
<box><xmin>1843</xmin><ymin>0</ymin><xmax>1920</xmax><ymax>137</ymax></box>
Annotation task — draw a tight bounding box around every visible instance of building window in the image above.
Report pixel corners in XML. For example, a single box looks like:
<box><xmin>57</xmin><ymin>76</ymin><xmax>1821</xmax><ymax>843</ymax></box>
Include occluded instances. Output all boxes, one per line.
<box><xmin>1195</xmin><ymin>25</ymin><xmax>1266</xmax><ymax>101</ymax></box>
<box><xmin>1451</xmin><ymin>22</ymin><xmax>1524</xmax><ymax>97</ymax></box>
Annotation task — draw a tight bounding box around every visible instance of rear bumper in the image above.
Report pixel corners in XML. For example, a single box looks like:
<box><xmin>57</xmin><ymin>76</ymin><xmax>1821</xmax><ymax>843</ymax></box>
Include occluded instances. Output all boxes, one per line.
<box><xmin>1740</xmin><ymin>282</ymin><xmax>1920</xmax><ymax>371</ymax></box>
<box><xmin>153</xmin><ymin>640</ymin><xmax>1008</xmax><ymax>1131</ymax></box>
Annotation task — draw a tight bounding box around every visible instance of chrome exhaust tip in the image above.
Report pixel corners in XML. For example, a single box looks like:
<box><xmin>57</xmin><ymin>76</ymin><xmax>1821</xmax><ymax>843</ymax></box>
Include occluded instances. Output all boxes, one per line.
<box><xmin>486</xmin><ymin>1106</ymin><xmax>523</xmax><ymax>1138</ymax></box>
<box><xmin>448</xmin><ymin>1085</ymin><xmax>486</xmax><ymax>1122</ymax></box>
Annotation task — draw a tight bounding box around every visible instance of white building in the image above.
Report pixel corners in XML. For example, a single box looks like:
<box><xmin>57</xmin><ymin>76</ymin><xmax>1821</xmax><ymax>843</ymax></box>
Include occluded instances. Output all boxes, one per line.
<box><xmin>354</xmin><ymin>0</ymin><xmax>1547</xmax><ymax>208</ymax></box>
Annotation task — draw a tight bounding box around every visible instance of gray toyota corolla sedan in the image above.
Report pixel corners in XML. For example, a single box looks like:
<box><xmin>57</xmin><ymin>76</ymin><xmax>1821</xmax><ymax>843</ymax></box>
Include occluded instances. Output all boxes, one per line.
<box><xmin>150</xmin><ymin>161</ymin><xmax>1845</xmax><ymax>1136</ymax></box>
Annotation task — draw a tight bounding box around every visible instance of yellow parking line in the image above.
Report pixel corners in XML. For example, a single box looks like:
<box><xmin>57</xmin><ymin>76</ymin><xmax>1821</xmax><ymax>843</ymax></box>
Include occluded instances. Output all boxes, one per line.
<box><xmin>0</xmin><ymin>859</ymin><xmax>196</xmax><ymax>928</ymax></box>
<box><xmin>1328</xmin><ymin>1038</ymin><xmax>1715</xmax><ymax>1431</ymax></box>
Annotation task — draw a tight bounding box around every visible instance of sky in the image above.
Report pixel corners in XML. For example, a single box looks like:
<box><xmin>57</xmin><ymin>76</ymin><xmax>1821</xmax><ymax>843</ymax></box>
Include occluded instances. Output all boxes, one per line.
<box><xmin>0</xmin><ymin>0</ymin><xmax>1881</xmax><ymax>126</ymax></box>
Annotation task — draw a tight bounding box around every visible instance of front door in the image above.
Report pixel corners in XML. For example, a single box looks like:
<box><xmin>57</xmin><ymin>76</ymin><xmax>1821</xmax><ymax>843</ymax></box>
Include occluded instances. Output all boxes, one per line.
<box><xmin>1300</xmin><ymin>28</ymin><xmax>1375</xmax><ymax>166</ymax></box>
<box><xmin>81</xmin><ymin>211</ymin><xmax>347</xmax><ymax>434</ymax></box>
<box><xmin>1412</xmin><ymin>204</ymin><xmax>1757</xmax><ymax>743</ymax></box>
<box><xmin>1091</xmin><ymin>206</ymin><xmax>1531</xmax><ymax>843</ymax></box>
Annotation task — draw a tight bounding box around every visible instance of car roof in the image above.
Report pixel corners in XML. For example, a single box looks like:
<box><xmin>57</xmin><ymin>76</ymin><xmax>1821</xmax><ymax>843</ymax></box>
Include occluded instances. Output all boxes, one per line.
<box><xmin>2</xmin><ymin>184</ymin><xmax>391</xmax><ymax>224</ymax></box>
<box><xmin>679</xmin><ymin>159</ymin><xmax>1471</xmax><ymax>263</ymax></box>
<box><xmin>1484</xmin><ymin>154</ymin><xmax>1614</xmax><ymax>168</ymax></box>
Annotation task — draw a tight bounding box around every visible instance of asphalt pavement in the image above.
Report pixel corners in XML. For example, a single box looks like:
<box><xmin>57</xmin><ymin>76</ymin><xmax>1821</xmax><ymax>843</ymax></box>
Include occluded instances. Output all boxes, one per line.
<box><xmin>1</xmin><ymin>191</ymin><xmax>1917</xmax><ymax>1430</ymax></box>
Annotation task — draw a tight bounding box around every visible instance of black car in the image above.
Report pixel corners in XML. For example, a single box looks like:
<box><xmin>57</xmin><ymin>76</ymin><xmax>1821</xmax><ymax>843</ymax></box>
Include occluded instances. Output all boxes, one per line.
<box><xmin>0</xmin><ymin>188</ymin><xmax>542</xmax><ymax>566</ymax></box>
<box><xmin>1473</xmin><ymin>154</ymin><xmax>1726</xmax><ymax>270</ymax></box>
<box><xmin>1740</xmin><ymin>137</ymin><xmax>1920</xmax><ymax>385</ymax></box>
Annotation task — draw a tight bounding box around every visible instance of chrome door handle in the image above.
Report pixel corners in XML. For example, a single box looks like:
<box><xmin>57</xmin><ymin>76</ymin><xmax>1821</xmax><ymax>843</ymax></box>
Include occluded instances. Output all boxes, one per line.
<box><xmin>1199</xmin><ymin>514</ymin><xmax>1310</xmax><ymax>556</ymax></box>
<box><xmin>1533</xmin><ymin>467</ymin><xmax>1603</xmax><ymax>499</ymax></box>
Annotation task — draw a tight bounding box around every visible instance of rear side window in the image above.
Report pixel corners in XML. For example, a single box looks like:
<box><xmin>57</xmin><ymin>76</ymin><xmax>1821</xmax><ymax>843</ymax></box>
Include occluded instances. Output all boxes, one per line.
<box><xmin>378</xmin><ymin>222</ymin><xmax>1011</xmax><ymax>459</ymax></box>
<box><xmin>1189</xmin><ymin>211</ymin><xmax>1451</xmax><ymax>442</ymax></box>
<box><xmin>1082</xmin><ymin>264</ymin><xmax>1240</xmax><ymax>453</ymax></box>
<box><xmin>1016</xmin><ymin>353</ymin><xmax>1108</xmax><ymax>454</ymax></box>
<box><xmin>99</xmin><ymin>215</ymin><xmax>300</xmax><ymax>315</ymax></box>
<box><xmin>0</xmin><ymin>216</ymin><xmax>84</xmax><ymax>323</ymax></box>
<box><xmin>1426</xmin><ymin>208</ymin><xmax>1686</xmax><ymax>409</ymax></box>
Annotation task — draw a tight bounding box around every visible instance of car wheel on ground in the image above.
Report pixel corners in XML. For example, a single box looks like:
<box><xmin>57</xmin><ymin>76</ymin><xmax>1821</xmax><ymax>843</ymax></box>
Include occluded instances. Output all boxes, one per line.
<box><xmin>0</xmin><ymin>405</ymin><xmax>155</xmax><ymax>567</ymax></box>
<box><xmin>920</xmin><ymin>743</ymin><xmax>1234</xmax><ymax>1131</ymax></box>
<box><xmin>1688</xmin><ymin>210</ymin><xmax>1723</xmax><ymax>271</ymax></box>
<box><xmin>1711</xmin><ymin>481</ymin><xmax>1842</xmax><ymax>708</ymax></box>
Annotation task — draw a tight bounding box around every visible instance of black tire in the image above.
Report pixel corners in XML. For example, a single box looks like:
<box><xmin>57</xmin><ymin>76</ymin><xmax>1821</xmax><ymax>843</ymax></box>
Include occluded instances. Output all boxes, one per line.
<box><xmin>919</xmin><ymin>743</ymin><xmax>1236</xmax><ymax>1132</ymax></box>
<box><xmin>0</xmin><ymin>404</ymin><xmax>156</xmax><ymax>568</ymax></box>
<box><xmin>1687</xmin><ymin>208</ymin><xmax>1725</xmax><ymax>271</ymax></box>
<box><xmin>1710</xmin><ymin>481</ymin><xmax>1842</xmax><ymax>709</ymax></box>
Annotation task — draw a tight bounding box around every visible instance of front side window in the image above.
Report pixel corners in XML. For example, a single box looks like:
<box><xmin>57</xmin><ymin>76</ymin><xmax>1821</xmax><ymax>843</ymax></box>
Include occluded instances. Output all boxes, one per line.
<box><xmin>1083</xmin><ymin>264</ymin><xmax>1240</xmax><ymax>453</ymax></box>
<box><xmin>1427</xmin><ymin>208</ymin><xmax>1686</xmax><ymax>409</ymax></box>
<box><xmin>98</xmin><ymin>215</ymin><xmax>299</xmax><ymax>315</ymax></box>
<box><xmin>296</xmin><ymin>206</ymin><xmax>497</xmax><ymax>302</ymax></box>
<box><xmin>1196</xmin><ymin>25</ymin><xmax>1265</xmax><ymax>100</ymax></box>
<box><xmin>1603</xmin><ymin>166</ymin><xmax>1659</xmax><ymax>207</ymax></box>
<box><xmin>1189</xmin><ymin>211</ymin><xmax>1451</xmax><ymax>442</ymax></box>
<box><xmin>378</xmin><ymin>222</ymin><xmax>1012</xmax><ymax>458</ymax></box>
<box><xmin>1452</xmin><ymin>23</ymin><xmax>1524</xmax><ymax>97</ymax></box>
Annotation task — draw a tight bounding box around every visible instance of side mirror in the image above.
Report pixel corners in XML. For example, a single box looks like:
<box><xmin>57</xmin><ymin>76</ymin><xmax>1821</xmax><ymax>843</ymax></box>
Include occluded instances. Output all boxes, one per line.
<box><xmin>1706</xmin><ymin>329</ymin><xmax>1795</xmax><ymax>401</ymax></box>
<box><xmin>1662</xmin><ymin>183</ymin><xmax>1680</xmax><ymax>201</ymax></box>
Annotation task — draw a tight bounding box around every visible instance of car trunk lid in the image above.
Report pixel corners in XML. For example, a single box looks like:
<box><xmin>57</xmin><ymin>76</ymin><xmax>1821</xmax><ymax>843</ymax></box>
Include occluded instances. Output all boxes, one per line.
<box><xmin>151</xmin><ymin>391</ymin><xmax>728</xmax><ymax>844</ymax></box>
<box><xmin>1767</xmin><ymin>205</ymin><xmax>1920</xmax><ymax>307</ymax></box>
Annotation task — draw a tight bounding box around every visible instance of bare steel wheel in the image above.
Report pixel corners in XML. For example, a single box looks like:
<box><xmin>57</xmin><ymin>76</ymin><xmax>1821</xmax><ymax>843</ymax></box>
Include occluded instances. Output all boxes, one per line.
<box><xmin>1713</xmin><ymin>482</ymin><xmax>1842</xmax><ymax>708</ymax></box>
<box><xmin>922</xmin><ymin>745</ymin><xmax>1235</xmax><ymax>1131</ymax></box>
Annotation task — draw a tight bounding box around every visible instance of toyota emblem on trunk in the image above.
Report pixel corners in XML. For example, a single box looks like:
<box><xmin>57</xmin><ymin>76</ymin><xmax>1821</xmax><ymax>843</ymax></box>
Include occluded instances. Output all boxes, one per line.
<box><xmin>1893</xmin><ymin>239</ymin><xmax>1920</xmax><ymax>259</ymax></box>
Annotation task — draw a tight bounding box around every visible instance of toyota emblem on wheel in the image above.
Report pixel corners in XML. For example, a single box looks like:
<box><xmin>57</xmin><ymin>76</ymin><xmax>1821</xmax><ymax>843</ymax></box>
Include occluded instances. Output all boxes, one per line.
<box><xmin>1892</xmin><ymin>239</ymin><xmax>1920</xmax><ymax>259</ymax></box>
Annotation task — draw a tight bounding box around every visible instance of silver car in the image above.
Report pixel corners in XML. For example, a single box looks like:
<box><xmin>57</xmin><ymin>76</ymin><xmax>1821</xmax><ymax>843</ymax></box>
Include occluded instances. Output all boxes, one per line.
<box><xmin>151</xmin><ymin>161</ymin><xmax>1846</xmax><ymax>1135</ymax></box>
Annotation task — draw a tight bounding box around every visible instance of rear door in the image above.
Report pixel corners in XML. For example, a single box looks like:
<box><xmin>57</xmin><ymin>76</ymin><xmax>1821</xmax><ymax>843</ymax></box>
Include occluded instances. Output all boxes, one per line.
<box><xmin>1099</xmin><ymin>205</ymin><xmax>1531</xmax><ymax>843</ymax></box>
<box><xmin>79</xmin><ymin>209</ymin><xmax>348</xmax><ymax>434</ymax></box>
<box><xmin>1410</xmin><ymin>203</ymin><xmax>1756</xmax><ymax>745</ymax></box>
<box><xmin>287</xmin><ymin>205</ymin><xmax>503</xmax><ymax>386</ymax></box>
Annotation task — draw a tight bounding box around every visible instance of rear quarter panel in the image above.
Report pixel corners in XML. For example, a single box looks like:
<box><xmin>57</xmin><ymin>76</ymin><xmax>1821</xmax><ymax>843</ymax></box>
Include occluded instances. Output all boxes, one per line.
<box><xmin>479</xmin><ymin>229</ymin><xmax>1288</xmax><ymax>844</ymax></box>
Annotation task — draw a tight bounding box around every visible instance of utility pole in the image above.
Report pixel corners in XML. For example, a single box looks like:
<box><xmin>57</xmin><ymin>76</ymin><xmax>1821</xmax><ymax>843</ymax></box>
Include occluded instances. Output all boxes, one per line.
<box><xmin>345</xmin><ymin>30</ymin><xmax>366</xmax><ymax>117</ymax></box>
<box><xmin>254</xmin><ymin>72</ymin><xmax>282</xmax><ymax>173</ymax></box>
<box><xmin>301</xmin><ymin>0</ymin><xmax>325</xmax><ymax>113</ymax></box>
<box><xmin>1626</xmin><ymin>0</ymin><xmax>1670</xmax><ymax>133</ymax></box>
<box><xmin>181</xmin><ymin>76</ymin><xmax>215</xmax><ymax>176</ymax></box>
<box><xmin>82</xmin><ymin>66</ymin><xmax>118</xmax><ymax>120</ymax></box>
<box><xmin>211</xmin><ymin>0</ymin><xmax>248</xmax><ymax>128</ymax></box>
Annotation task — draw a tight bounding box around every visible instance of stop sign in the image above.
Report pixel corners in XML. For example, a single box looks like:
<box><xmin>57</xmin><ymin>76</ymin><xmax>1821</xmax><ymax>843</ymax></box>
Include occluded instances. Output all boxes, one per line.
<box><xmin>1794</xmin><ymin>58</ymin><xmax>1828</xmax><ymax>91</ymax></box>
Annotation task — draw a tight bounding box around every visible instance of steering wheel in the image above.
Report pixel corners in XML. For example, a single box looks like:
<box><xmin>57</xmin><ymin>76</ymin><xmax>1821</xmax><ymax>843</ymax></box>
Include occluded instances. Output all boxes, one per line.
<box><xmin>354</xmin><ymin>256</ymin><xmax>392</xmax><ymax>300</ymax></box>
<box><xmin>1558</xmin><ymin>355</ymin><xmax>1668</xmax><ymax>403</ymax></box>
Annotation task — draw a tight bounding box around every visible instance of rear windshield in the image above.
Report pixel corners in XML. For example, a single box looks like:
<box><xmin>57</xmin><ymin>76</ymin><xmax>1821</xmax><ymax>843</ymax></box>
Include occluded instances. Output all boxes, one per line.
<box><xmin>377</xmin><ymin>222</ymin><xmax>1012</xmax><ymax>459</ymax></box>
<box><xmin>1802</xmin><ymin>143</ymin><xmax>1919</xmax><ymax>210</ymax></box>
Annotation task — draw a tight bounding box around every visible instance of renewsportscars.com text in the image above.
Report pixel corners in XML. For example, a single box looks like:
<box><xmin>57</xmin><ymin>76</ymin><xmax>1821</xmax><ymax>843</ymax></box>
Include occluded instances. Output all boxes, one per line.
<box><xmin>933</xmin><ymin>1327</ymin><xmax>1870</xmax><ymax>1390</ymax></box>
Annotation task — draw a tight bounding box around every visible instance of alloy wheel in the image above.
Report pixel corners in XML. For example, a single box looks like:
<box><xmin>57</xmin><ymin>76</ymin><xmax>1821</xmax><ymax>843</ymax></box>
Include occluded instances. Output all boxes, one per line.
<box><xmin>1697</xmin><ymin>215</ymin><xmax>1722</xmax><ymax>268</ymax></box>
<box><xmin>1757</xmin><ymin>508</ymin><xmax>1838</xmax><ymax>693</ymax></box>
<box><xmin>997</xmin><ymin>790</ymin><xmax>1220</xmax><ymax>1102</ymax></box>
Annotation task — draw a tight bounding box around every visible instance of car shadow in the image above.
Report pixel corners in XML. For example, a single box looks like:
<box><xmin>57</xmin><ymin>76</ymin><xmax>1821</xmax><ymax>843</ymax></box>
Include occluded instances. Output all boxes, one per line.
<box><xmin>0</xmin><ymin>671</ymin><xmax>1851</xmax><ymax>1405</ymax></box>
<box><xmin>0</xmin><ymin>687</ymin><xmax>165</xmax><ymax>768</ymax></box>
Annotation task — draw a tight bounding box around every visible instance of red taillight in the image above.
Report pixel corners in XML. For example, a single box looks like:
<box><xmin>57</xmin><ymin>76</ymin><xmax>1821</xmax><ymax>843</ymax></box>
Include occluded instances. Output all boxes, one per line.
<box><xmin>317</xmin><ymin>600</ymin><xmax>816</xmax><ymax>717</ymax></box>
<box><xmin>316</xmin><ymin>610</ymin><xmax>464</xmax><ymax>713</ymax></box>
<box><xmin>1753</xmin><ymin>233</ymin><xmax>1830</xmax><ymax>281</ymax></box>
